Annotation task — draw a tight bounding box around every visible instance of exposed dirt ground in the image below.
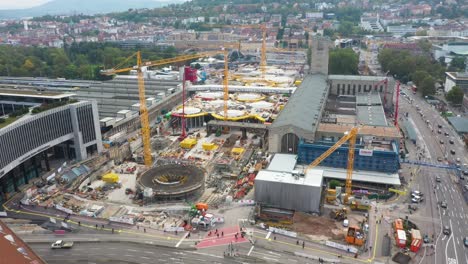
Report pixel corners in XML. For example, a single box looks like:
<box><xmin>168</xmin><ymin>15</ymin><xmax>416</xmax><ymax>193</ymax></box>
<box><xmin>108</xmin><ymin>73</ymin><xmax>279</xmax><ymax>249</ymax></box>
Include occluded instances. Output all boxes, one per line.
<box><xmin>292</xmin><ymin>212</ymin><xmax>345</xmax><ymax>240</ymax></box>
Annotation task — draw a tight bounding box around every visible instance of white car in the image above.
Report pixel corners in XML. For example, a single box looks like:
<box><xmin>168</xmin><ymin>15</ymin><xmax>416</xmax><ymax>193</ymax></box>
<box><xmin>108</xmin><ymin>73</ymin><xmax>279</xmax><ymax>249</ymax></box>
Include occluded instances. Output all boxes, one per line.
<box><xmin>51</xmin><ymin>240</ymin><xmax>74</xmax><ymax>249</ymax></box>
<box><xmin>343</xmin><ymin>219</ymin><xmax>349</xmax><ymax>227</ymax></box>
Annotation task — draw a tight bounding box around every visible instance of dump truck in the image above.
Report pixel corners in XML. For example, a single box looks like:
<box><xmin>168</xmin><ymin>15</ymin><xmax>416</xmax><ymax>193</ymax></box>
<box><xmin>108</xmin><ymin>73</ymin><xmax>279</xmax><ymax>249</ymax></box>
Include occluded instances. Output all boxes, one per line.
<box><xmin>51</xmin><ymin>240</ymin><xmax>74</xmax><ymax>249</ymax></box>
<box><xmin>345</xmin><ymin>227</ymin><xmax>365</xmax><ymax>246</ymax></box>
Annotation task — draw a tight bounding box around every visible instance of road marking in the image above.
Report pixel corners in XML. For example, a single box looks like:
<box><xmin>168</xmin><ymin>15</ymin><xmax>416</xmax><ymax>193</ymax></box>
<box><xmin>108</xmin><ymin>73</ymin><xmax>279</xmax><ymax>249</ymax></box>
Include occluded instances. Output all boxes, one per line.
<box><xmin>263</xmin><ymin>256</ymin><xmax>279</xmax><ymax>262</ymax></box>
<box><xmin>451</xmin><ymin>219</ymin><xmax>458</xmax><ymax>264</ymax></box>
<box><xmin>442</xmin><ymin>235</ymin><xmax>447</xmax><ymax>241</ymax></box>
<box><xmin>140</xmin><ymin>256</ymin><xmax>151</xmax><ymax>259</ymax></box>
<box><xmin>247</xmin><ymin>246</ymin><xmax>254</xmax><ymax>256</ymax></box>
<box><xmin>144</xmin><ymin>251</ymin><xmax>155</xmax><ymax>254</ymax></box>
<box><xmin>265</xmin><ymin>231</ymin><xmax>271</xmax><ymax>239</ymax></box>
<box><xmin>189</xmin><ymin>251</ymin><xmax>223</xmax><ymax>259</ymax></box>
<box><xmin>127</xmin><ymin>249</ymin><xmax>138</xmax><ymax>252</ymax></box>
<box><xmin>268</xmin><ymin>251</ymin><xmax>282</xmax><ymax>257</ymax></box>
<box><xmin>124</xmin><ymin>254</ymin><xmax>133</xmax><ymax>257</ymax></box>
<box><xmin>175</xmin><ymin>232</ymin><xmax>188</xmax><ymax>248</ymax></box>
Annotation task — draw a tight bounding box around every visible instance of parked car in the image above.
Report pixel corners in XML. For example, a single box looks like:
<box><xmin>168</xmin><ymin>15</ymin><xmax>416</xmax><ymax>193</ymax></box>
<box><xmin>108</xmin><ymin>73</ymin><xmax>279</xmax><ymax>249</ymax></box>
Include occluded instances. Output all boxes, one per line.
<box><xmin>438</xmin><ymin>124</ymin><xmax>443</xmax><ymax>129</ymax></box>
<box><xmin>449</xmin><ymin>139</ymin><xmax>454</xmax><ymax>144</ymax></box>
<box><xmin>412</xmin><ymin>190</ymin><xmax>423</xmax><ymax>196</ymax></box>
<box><xmin>436</xmin><ymin>176</ymin><xmax>441</xmax><ymax>182</ymax></box>
<box><xmin>423</xmin><ymin>234</ymin><xmax>430</xmax><ymax>243</ymax></box>
<box><xmin>441</xmin><ymin>201</ymin><xmax>448</xmax><ymax>209</ymax></box>
<box><xmin>443</xmin><ymin>226</ymin><xmax>451</xmax><ymax>235</ymax></box>
<box><xmin>444</xmin><ymin>132</ymin><xmax>450</xmax><ymax>136</ymax></box>
<box><xmin>440</xmin><ymin>140</ymin><xmax>444</xmax><ymax>144</ymax></box>
<box><xmin>464</xmin><ymin>237</ymin><xmax>468</xmax><ymax>247</ymax></box>
<box><xmin>450</xmin><ymin>150</ymin><xmax>456</xmax><ymax>155</ymax></box>
<box><xmin>437</xmin><ymin>157</ymin><xmax>443</xmax><ymax>162</ymax></box>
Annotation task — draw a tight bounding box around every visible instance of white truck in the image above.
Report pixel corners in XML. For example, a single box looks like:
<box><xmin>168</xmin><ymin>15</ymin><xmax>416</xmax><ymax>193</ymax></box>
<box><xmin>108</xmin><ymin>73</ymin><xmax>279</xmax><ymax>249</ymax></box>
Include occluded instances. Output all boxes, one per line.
<box><xmin>50</xmin><ymin>240</ymin><xmax>74</xmax><ymax>249</ymax></box>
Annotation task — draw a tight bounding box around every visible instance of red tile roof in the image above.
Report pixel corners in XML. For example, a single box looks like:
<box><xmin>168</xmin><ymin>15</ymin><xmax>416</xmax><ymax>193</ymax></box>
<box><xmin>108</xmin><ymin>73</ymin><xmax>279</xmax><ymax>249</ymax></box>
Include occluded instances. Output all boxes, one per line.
<box><xmin>0</xmin><ymin>220</ymin><xmax>46</xmax><ymax>264</ymax></box>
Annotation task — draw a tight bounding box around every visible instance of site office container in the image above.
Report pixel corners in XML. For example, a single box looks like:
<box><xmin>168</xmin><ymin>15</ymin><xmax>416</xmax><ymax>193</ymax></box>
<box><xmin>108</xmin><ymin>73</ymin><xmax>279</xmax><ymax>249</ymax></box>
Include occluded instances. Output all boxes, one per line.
<box><xmin>393</xmin><ymin>219</ymin><xmax>404</xmax><ymax>231</ymax></box>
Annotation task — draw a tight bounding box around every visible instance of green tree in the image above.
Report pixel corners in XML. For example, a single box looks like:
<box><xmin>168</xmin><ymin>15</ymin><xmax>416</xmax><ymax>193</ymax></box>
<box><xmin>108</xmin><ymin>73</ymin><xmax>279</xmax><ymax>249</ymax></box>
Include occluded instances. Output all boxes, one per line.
<box><xmin>411</xmin><ymin>70</ymin><xmax>430</xmax><ymax>87</ymax></box>
<box><xmin>449</xmin><ymin>57</ymin><xmax>465</xmax><ymax>71</ymax></box>
<box><xmin>446</xmin><ymin>86</ymin><xmax>464</xmax><ymax>105</ymax></box>
<box><xmin>420</xmin><ymin>76</ymin><xmax>435</xmax><ymax>96</ymax></box>
<box><xmin>329</xmin><ymin>48</ymin><xmax>358</xmax><ymax>75</ymax></box>
<box><xmin>329</xmin><ymin>180</ymin><xmax>342</xmax><ymax>189</ymax></box>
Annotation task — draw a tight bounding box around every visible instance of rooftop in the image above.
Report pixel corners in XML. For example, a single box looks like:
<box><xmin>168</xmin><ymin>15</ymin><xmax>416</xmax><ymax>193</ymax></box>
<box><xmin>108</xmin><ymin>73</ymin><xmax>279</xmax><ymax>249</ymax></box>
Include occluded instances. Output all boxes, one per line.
<box><xmin>0</xmin><ymin>88</ymin><xmax>75</xmax><ymax>99</ymax></box>
<box><xmin>317</xmin><ymin>123</ymin><xmax>401</xmax><ymax>138</ymax></box>
<box><xmin>255</xmin><ymin>169</ymin><xmax>324</xmax><ymax>187</ymax></box>
<box><xmin>446</xmin><ymin>72</ymin><xmax>468</xmax><ymax>81</ymax></box>
<box><xmin>313</xmin><ymin>166</ymin><xmax>401</xmax><ymax>186</ymax></box>
<box><xmin>267</xmin><ymin>153</ymin><xmax>297</xmax><ymax>172</ymax></box>
<box><xmin>356</xmin><ymin>92</ymin><xmax>383</xmax><ymax>106</ymax></box>
<box><xmin>328</xmin><ymin>75</ymin><xmax>388</xmax><ymax>82</ymax></box>
<box><xmin>356</xmin><ymin>105</ymin><xmax>388</xmax><ymax>126</ymax></box>
<box><xmin>0</xmin><ymin>220</ymin><xmax>46</xmax><ymax>264</ymax></box>
<box><xmin>270</xmin><ymin>74</ymin><xmax>328</xmax><ymax>132</ymax></box>
<box><xmin>447</xmin><ymin>116</ymin><xmax>468</xmax><ymax>134</ymax></box>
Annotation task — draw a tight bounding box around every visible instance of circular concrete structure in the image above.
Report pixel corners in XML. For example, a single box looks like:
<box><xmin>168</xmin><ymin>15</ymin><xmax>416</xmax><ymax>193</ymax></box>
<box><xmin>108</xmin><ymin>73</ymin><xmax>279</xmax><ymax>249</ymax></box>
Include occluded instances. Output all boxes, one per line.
<box><xmin>175</xmin><ymin>107</ymin><xmax>202</xmax><ymax>115</ymax></box>
<box><xmin>139</xmin><ymin>164</ymin><xmax>204</xmax><ymax>200</ymax></box>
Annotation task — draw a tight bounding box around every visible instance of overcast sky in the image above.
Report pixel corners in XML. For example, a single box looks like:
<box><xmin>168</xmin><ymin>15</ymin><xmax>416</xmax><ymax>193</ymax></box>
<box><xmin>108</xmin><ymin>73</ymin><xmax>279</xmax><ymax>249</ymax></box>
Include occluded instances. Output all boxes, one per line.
<box><xmin>0</xmin><ymin>0</ymin><xmax>51</xmax><ymax>10</ymax></box>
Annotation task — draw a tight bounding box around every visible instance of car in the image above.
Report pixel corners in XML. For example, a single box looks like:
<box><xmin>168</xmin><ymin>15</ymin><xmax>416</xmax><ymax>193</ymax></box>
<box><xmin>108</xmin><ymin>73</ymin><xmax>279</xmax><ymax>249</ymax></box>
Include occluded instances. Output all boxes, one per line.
<box><xmin>460</xmin><ymin>175</ymin><xmax>465</xmax><ymax>180</ymax></box>
<box><xmin>436</xmin><ymin>176</ymin><xmax>441</xmax><ymax>182</ymax></box>
<box><xmin>411</xmin><ymin>198</ymin><xmax>421</xmax><ymax>203</ymax></box>
<box><xmin>423</xmin><ymin>234</ymin><xmax>430</xmax><ymax>243</ymax></box>
<box><xmin>456</xmin><ymin>158</ymin><xmax>461</xmax><ymax>163</ymax></box>
<box><xmin>450</xmin><ymin>150</ymin><xmax>456</xmax><ymax>155</ymax></box>
<box><xmin>465</xmin><ymin>184</ymin><xmax>468</xmax><ymax>191</ymax></box>
<box><xmin>443</xmin><ymin>226</ymin><xmax>451</xmax><ymax>235</ymax></box>
<box><xmin>412</xmin><ymin>190</ymin><xmax>423</xmax><ymax>196</ymax></box>
<box><xmin>444</xmin><ymin>132</ymin><xmax>449</xmax><ymax>136</ymax></box>
<box><xmin>438</xmin><ymin>130</ymin><xmax>442</xmax><ymax>134</ymax></box>
<box><xmin>438</xmin><ymin>124</ymin><xmax>443</xmax><ymax>129</ymax></box>
<box><xmin>439</xmin><ymin>140</ymin><xmax>444</xmax><ymax>144</ymax></box>
<box><xmin>343</xmin><ymin>219</ymin><xmax>349</xmax><ymax>227</ymax></box>
<box><xmin>464</xmin><ymin>237</ymin><xmax>468</xmax><ymax>247</ymax></box>
<box><xmin>463</xmin><ymin>170</ymin><xmax>468</xmax><ymax>176</ymax></box>
<box><xmin>437</xmin><ymin>157</ymin><xmax>443</xmax><ymax>162</ymax></box>
<box><xmin>51</xmin><ymin>240</ymin><xmax>74</xmax><ymax>249</ymax></box>
<box><xmin>449</xmin><ymin>139</ymin><xmax>454</xmax><ymax>144</ymax></box>
<box><xmin>441</xmin><ymin>201</ymin><xmax>448</xmax><ymax>209</ymax></box>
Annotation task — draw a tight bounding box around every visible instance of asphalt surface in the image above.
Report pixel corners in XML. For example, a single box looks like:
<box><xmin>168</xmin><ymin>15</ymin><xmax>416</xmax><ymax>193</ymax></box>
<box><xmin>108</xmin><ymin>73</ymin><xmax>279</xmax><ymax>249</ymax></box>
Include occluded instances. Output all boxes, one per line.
<box><xmin>399</xmin><ymin>88</ymin><xmax>468</xmax><ymax>264</ymax></box>
<box><xmin>30</xmin><ymin>242</ymin><xmax>230</xmax><ymax>264</ymax></box>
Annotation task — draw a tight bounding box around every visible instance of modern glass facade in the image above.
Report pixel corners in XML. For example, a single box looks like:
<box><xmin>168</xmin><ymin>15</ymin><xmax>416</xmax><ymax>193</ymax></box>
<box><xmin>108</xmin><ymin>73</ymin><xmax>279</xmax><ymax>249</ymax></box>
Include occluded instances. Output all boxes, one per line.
<box><xmin>298</xmin><ymin>142</ymin><xmax>399</xmax><ymax>173</ymax></box>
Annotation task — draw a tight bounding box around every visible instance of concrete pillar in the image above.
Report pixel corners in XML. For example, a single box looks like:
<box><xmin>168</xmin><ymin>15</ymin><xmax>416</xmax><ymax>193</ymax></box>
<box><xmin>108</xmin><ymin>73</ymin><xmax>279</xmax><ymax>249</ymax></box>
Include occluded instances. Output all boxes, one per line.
<box><xmin>241</xmin><ymin>128</ymin><xmax>247</xmax><ymax>140</ymax></box>
<box><xmin>32</xmin><ymin>156</ymin><xmax>39</xmax><ymax>178</ymax></box>
<box><xmin>70</xmin><ymin>106</ymin><xmax>87</xmax><ymax>161</ymax></box>
<box><xmin>43</xmin><ymin>152</ymin><xmax>50</xmax><ymax>171</ymax></box>
<box><xmin>20</xmin><ymin>163</ymin><xmax>28</xmax><ymax>184</ymax></box>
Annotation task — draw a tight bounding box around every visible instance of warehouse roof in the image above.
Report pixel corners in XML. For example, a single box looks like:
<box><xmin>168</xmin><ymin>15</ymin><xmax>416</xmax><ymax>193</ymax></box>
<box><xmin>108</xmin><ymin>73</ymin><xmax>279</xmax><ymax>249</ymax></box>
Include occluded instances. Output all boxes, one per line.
<box><xmin>356</xmin><ymin>92</ymin><xmax>382</xmax><ymax>106</ymax></box>
<box><xmin>313</xmin><ymin>166</ymin><xmax>401</xmax><ymax>186</ymax></box>
<box><xmin>256</xmin><ymin>169</ymin><xmax>323</xmax><ymax>187</ymax></box>
<box><xmin>267</xmin><ymin>154</ymin><xmax>297</xmax><ymax>172</ymax></box>
<box><xmin>328</xmin><ymin>75</ymin><xmax>388</xmax><ymax>82</ymax></box>
<box><xmin>356</xmin><ymin>105</ymin><xmax>388</xmax><ymax>126</ymax></box>
<box><xmin>447</xmin><ymin>116</ymin><xmax>468</xmax><ymax>133</ymax></box>
<box><xmin>317</xmin><ymin>123</ymin><xmax>401</xmax><ymax>138</ymax></box>
<box><xmin>270</xmin><ymin>74</ymin><xmax>328</xmax><ymax>132</ymax></box>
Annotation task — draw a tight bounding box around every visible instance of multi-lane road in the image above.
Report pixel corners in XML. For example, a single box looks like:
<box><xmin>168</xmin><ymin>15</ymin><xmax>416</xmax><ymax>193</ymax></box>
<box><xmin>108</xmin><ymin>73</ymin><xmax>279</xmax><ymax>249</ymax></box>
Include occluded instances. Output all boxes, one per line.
<box><xmin>399</xmin><ymin>86</ymin><xmax>468</xmax><ymax>264</ymax></box>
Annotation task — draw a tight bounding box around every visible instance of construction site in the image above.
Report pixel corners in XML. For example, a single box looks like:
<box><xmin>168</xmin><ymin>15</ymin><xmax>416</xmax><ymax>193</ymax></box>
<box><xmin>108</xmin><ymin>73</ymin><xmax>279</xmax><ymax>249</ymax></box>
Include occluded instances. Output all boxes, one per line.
<box><xmin>9</xmin><ymin>36</ymin><xmax>411</xmax><ymax>259</ymax></box>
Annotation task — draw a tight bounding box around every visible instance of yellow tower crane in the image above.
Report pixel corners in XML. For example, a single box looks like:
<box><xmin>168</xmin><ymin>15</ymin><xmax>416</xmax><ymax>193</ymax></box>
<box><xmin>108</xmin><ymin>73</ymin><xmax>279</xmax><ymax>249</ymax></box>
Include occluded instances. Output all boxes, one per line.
<box><xmin>101</xmin><ymin>50</ymin><xmax>229</xmax><ymax>166</ymax></box>
<box><xmin>303</xmin><ymin>127</ymin><xmax>359</xmax><ymax>201</ymax></box>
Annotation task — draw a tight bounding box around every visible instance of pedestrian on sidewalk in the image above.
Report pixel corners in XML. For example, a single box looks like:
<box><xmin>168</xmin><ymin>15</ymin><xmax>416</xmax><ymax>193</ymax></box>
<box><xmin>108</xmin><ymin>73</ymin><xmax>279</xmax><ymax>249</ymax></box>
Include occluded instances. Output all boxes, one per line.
<box><xmin>302</xmin><ymin>241</ymin><xmax>305</xmax><ymax>249</ymax></box>
<box><xmin>221</xmin><ymin>231</ymin><xmax>224</xmax><ymax>237</ymax></box>
<box><xmin>137</xmin><ymin>225</ymin><xmax>139</xmax><ymax>230</ymax></box>
<box><xmin>95</xmin><ymin>224</ymin><xmax>98</xmax><ymax>229</ymax></box>
<box><xmin>101</xmin><ymin>224</ymin><xmax>104</xmax><ymax>229</ymax></box>
<box><xmin>144</xmin><ymin>228</ymin><xmax>146</xmax><ymax>233</ymax></box>
<box><xmin>296</xmin><ymin>240</ymin><xmax>299</xmax><ymax>245</ymax></box>
<box><xmin>112</xmin><ymin>228</ymin><xmax>114</xmax><ymax>234</ymax></box>
<box><xmin>217</xmin><ymin>233</ymin><xmax>219</xmax><ymax>238</ymax></box>
<box><xmin>78</xmin><ymin>221</ymin><xmax>81</xmax><ymax>226</ymax></box>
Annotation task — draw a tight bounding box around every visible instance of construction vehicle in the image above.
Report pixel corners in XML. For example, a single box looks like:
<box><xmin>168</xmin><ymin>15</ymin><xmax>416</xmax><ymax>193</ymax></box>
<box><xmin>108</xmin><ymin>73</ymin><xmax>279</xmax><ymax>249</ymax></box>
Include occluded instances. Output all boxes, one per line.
<box><xmin>102</xmin><ymin>50</ymin><xmax>229</xmax><ymax>165</ymax></box>
<box><xmin>329</xmin><ymin>208</ymin><xmax>347</xmax><ymax>221</ymax></box>
<box><xmin>345</xmin><ymin>226</ymin><xmax>365</xmax><ymax>246</ymax></box>
<box><xmin>350</xmin><ymin>201</ymin><xmax>371</xmax><ymax>211</ymax></box>
<box><xmin>304</xmin><ymin>127</ymin><xmax>359</xmax><ymax>203</ymax></box>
